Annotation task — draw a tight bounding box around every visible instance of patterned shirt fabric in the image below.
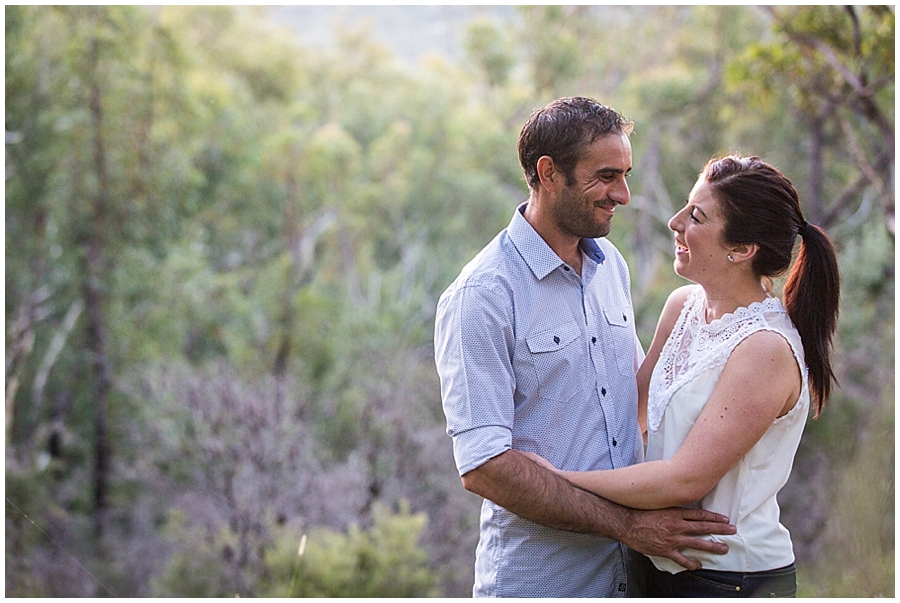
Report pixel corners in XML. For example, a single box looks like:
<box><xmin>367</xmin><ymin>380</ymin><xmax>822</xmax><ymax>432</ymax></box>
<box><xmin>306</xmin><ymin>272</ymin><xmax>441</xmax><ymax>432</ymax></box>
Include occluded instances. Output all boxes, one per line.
<box><xmin>646</xmin><ymin>286</ymin><xmax>808</xmax><ymax>575</ymax></box>
<box><xmin>434</xmin><ymin>203</ymin><xmax>645</xmax><ymax>597</ymax></box>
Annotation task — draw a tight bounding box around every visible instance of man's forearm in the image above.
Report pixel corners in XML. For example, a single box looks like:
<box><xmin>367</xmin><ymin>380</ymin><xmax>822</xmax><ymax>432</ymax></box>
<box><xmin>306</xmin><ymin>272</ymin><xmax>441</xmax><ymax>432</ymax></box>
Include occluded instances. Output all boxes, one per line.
<box><xmin>461</xmin><ymin>449</ymin><xmax>630</xmax><ymax>540</ymax></box>
<box><xmin>462</xmin><ymin>449</ymin><xmax>736</xmax><ymax>570</ymax></box>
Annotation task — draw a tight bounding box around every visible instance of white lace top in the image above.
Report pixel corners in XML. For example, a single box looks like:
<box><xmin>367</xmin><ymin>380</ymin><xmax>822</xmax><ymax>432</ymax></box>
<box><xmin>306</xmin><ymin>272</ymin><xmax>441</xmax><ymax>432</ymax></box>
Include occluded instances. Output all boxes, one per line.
<box><xmin>646</xmin><ymin>286</ymin><xmax>809</xmax><ymax>574</ymax></box>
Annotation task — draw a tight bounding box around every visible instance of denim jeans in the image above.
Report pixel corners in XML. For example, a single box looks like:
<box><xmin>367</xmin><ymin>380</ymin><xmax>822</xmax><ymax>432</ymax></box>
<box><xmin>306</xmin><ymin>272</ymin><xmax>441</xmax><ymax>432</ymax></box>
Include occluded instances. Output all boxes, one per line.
<box><xmin>632</xmin><ymin>554</ymin><xmax>797</xmax><ymax>598</ymax></box>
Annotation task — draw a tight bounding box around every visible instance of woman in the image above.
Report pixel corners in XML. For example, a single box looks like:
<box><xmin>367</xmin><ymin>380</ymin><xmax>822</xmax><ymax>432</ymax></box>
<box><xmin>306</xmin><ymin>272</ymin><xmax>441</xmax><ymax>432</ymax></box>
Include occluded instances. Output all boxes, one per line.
<box><xmin>525</xmin><ymin>155</ymin><xmax>840</xmax><ymax>597</ymax></box>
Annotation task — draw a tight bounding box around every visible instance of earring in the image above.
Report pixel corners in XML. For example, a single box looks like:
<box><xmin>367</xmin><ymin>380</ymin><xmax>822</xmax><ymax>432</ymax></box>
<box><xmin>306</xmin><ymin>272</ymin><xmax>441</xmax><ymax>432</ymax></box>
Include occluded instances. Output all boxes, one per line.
<box><xmin>727</xmin><ymin>254</ymin><xmax>734</xmax><ymax>262</ymax></box>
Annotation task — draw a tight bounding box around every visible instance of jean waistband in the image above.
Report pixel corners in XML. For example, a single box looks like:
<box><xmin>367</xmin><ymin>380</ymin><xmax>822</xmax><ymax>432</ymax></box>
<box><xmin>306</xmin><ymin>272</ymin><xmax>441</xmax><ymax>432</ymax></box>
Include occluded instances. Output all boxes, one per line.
<box><xmin>692</xmin><ymin>563</ymin><xmax>796</xmax><ymax>583</ymax></box>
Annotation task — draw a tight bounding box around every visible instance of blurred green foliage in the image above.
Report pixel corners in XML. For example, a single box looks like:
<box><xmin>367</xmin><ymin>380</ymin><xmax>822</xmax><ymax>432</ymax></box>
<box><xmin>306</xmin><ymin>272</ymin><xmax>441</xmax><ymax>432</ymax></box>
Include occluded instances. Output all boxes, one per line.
<box><xmin>5</xmin><ymin>5</ymin><xmax>893</xmax><ymax>597</ymax></box>
<box><xmin>797</xmin><ymin>386</ymin><xmax>895</xmax><ymax>597</ymax></box>
<box><xmin>261</xmin><ymin>501</ymin><xmax>438</xmax><ymax>598</ymax></box>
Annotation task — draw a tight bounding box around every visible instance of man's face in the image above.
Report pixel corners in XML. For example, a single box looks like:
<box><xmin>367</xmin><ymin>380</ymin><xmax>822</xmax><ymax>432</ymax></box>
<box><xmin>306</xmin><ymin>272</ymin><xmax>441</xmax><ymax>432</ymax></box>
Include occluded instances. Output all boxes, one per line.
<box><xmin>550</xmin><ymin>132</ymin><xmax>632</xmax><ymax>239</ymax></box>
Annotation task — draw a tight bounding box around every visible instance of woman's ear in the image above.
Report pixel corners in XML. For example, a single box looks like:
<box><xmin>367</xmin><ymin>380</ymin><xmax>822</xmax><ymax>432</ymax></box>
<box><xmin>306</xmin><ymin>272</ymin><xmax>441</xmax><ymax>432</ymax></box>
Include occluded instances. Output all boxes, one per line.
<box><xmin>536</xmin><ymin>155</ymin><xmax>559</xmax><ymax>193</ymax></box>
<box><xmin>730</xmin><ymin>242</ymin><xmax>758</xmax><ymax>263</ymax></box>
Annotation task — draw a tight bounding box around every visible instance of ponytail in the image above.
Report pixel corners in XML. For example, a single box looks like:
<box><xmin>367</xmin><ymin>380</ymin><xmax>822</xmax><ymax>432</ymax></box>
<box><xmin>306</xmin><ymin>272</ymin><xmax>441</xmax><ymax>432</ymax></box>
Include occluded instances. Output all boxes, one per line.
<box><xmin>782</xmin><ymin>222</ymin><xmax>841</xmax><ymax>417</ymax></box>
<box><xmin>702</xmin><ymin>155</ymin><xmax>842</xmax><ymax>417</ymax></box>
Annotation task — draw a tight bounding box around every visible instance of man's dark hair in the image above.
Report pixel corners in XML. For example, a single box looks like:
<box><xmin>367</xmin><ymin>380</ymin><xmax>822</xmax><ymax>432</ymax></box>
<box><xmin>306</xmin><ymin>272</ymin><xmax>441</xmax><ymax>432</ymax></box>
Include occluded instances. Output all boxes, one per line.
<box><xmin>517</xmin><ymin>97</ymin><xmax>634</xmax><ymax>192</ymax></box>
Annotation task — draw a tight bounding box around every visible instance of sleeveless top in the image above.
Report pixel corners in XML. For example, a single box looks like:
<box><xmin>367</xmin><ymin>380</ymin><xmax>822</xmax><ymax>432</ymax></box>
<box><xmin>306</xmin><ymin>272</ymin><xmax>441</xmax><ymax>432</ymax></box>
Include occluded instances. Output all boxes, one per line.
<box><xmin>646</xmin><ymin>286</ymin><xmax>809</xmax><ymax>574</ymax></box>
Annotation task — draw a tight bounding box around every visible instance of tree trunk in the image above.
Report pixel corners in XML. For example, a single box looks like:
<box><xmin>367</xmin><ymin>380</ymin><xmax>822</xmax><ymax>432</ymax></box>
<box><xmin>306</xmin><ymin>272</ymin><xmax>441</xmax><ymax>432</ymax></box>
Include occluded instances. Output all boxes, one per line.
<box><xmin>85</xmin><ymin>25</ymin><xmax>113</xmax><ymax>540</ymax></box>
<box><xmin>806</xmin><ymin>114</ymin><xmax>826</xmax><ymax>226</ymax></box>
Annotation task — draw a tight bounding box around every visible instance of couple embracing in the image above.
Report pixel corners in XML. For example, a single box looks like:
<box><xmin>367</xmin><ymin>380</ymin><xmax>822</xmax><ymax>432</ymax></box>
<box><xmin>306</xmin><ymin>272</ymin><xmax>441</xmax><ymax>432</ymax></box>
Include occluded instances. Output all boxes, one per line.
<box><xmin>434</xmin><ymin>97</ymin><xmax>840</xmax><ymax>598</ymax></box>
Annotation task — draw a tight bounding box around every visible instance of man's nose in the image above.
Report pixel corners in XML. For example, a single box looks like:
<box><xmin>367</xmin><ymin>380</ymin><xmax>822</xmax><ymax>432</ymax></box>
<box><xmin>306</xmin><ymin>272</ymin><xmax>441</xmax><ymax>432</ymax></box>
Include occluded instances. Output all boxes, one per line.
<box><xmin>611</xmin><ymin>178</ymin><xmax>630</xmax><ymax>206</ymax></box>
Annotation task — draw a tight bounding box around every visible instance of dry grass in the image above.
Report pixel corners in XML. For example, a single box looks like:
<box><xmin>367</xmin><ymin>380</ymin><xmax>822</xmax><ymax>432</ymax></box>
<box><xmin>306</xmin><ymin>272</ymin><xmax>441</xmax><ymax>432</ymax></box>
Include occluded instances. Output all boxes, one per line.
<box><xmin>796</xmin><ymin>387</ymin><xmax>894</xmax><ymax>597</ymax></box>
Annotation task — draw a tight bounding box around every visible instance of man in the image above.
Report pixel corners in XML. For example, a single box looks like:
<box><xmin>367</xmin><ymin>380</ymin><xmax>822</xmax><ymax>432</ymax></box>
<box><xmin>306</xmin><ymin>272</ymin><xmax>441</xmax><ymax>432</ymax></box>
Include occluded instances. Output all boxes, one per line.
<box><xmin>433</xmin><ymin>97</ymin><xmax>735</xmax><ymax>597</ymax></box>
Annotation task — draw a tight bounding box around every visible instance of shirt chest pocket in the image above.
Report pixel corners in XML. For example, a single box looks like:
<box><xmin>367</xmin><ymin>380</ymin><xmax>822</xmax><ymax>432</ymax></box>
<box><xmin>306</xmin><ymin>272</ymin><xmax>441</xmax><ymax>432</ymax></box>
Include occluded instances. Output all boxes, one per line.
<box><xmin>602</xmin><ymin>305</ymin><xmax>637</xmax><ymax>376</ymax></box>
<box><xmin>524</xmin><ymin>320</ymin><xmax>582</xmax><ymax>402</ymax></box>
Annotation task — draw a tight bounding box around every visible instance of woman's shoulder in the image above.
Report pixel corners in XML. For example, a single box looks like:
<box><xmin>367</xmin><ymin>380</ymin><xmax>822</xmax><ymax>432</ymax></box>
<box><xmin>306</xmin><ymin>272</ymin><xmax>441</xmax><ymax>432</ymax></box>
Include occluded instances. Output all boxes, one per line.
<box><xmin>654</xmin><ymin>285</ymin><xmax>699</xmax><ymax>342</ymax></box>
<box><xmin>731</xmin><ymin>327</ymin><xmax>797</xmax><ymax>361</ymax></box>
<box><xmin>663</xmin><ymin>285</ymin><xmax>700</xmax><ymax>315</ymax></box>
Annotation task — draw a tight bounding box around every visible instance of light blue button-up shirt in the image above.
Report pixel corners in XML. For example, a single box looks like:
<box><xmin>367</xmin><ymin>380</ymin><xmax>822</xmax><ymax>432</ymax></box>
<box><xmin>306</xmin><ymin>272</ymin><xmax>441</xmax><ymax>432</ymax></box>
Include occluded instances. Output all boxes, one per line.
<box><xmin>434</xmin><ymin>203</ymin><xmax>644</xmax><ymax>597</ymax></box>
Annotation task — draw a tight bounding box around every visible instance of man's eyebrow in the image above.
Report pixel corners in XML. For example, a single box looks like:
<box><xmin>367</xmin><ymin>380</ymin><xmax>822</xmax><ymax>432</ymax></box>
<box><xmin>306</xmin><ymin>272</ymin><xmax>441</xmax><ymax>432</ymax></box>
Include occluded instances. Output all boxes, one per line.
<box><xmin>593</xmin><ymin>166</ymin><xmax>632</xmax><ymax>177</ymax></box>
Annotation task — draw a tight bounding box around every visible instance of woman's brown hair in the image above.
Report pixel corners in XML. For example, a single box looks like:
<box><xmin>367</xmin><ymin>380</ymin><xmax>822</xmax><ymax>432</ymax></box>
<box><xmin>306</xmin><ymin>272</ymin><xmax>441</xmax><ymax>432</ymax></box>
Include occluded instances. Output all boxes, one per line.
<box><xmin>703</xmin><ymin>155</ymin><xmax>840</xmax><ymax>416</ymax></box>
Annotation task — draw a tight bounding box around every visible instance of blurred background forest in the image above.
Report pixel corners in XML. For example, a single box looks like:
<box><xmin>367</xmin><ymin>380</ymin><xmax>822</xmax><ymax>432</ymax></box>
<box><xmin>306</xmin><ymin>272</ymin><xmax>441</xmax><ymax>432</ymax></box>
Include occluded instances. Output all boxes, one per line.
<box><xmin>5</xmin><ymin>5</ymin><xmax>894</xmax><ymax>597</ymax></box>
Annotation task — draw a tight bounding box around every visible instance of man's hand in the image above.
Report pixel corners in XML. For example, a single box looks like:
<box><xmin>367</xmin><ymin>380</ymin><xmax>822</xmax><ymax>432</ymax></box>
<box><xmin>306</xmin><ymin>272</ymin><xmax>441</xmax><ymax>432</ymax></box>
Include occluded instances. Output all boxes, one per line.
<box><xmin>462</xmin><ymin>450</ymin><xmax>736</xmax><ymax>571</ymax></box>
<box><xmin>619</xmin><ymin>507</ymin><xmax>736</xmax><ymax>571</ymax></box>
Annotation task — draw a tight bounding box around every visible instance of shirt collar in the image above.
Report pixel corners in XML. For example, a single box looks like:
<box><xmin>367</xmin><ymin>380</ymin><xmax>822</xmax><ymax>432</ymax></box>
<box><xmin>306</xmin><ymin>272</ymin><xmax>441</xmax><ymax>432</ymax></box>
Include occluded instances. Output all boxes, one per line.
<box><xmin>580</xmin><ymin>236</ymin><xmax>606</xmax><ymax>265</ymax></box>
<box><xmin>509</xmin><ymin>203</ymin><xmax>605</xmax><ymax>280</ymax></box>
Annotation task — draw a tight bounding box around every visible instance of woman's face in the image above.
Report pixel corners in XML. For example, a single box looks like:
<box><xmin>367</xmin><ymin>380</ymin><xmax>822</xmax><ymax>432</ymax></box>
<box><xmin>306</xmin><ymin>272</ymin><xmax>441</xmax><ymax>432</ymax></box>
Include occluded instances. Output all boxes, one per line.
<box><xmin>667</xmin><ymin>176</ymin><xmax>733</xmax><ymax>284</ymax></box>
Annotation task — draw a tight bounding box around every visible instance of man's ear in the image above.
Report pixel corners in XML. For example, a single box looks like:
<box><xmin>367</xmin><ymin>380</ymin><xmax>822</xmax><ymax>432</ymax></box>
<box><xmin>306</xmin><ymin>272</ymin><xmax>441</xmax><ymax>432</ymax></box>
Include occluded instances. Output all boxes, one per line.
<box><xmin>730</xmin><ymin>242</ymin><xmax>758</xmax><ymax>263</ymax></box>
<box><xmin>536</xmin><ymin>156</ymin><xmax>560</xmax><ymax>193</ymax></box>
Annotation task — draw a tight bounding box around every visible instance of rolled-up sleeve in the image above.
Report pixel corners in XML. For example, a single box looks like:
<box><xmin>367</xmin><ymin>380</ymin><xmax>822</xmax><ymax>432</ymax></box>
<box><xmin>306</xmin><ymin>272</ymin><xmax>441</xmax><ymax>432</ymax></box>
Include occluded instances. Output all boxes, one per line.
<box><xmin>434</xmin><ymin>279</ymin><xmax>516</xmax><ymax>476</ymax></box>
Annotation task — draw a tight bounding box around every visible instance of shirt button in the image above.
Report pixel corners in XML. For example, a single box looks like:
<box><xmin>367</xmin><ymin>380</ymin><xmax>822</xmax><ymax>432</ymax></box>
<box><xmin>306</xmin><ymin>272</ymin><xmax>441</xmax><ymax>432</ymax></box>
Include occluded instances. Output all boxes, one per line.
<box><xmin>553</xmin><ymin>335</ymin><xmax>560</xmax><ymax>344</ymax></box>
<box><xmin>591</xmin><ymin>337</ymin><xmax>597</xmax><ymax>344</ymax></box>
<box><xmin>563</xmin><ymin>266</ymin><xmax>570</xmax><ymax>272</ymax></box>
<box><xmin>601</xmin><ymin>387</ymin><xmax>607</xmax><ymax>396</ymax></box>
<box><xmin>618</xmin><ymin>583</ymin><xmax>626</xmax><ymax>592</ymax></box>
<box><xmin>612</xmin><ymin>438</ymin><xmax>617</xmax><ymax>446</ymax></box>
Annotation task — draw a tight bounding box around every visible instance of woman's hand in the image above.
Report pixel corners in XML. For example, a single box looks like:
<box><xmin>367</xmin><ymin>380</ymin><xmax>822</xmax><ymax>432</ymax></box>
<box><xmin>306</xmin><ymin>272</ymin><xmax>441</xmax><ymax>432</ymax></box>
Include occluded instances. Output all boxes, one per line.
<box><xmin>518</xmin><ymin>450</ymin><xmax>557</xmax><ymax>472</ymax></box>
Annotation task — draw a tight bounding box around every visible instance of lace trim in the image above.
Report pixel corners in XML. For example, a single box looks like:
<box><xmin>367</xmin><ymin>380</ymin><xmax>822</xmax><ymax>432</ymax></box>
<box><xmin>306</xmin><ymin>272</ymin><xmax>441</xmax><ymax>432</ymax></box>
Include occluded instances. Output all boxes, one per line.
<box><xmin>647</xmin><ymin>287</ymin><xmax>800</xmax><ymax>432</ymax></box>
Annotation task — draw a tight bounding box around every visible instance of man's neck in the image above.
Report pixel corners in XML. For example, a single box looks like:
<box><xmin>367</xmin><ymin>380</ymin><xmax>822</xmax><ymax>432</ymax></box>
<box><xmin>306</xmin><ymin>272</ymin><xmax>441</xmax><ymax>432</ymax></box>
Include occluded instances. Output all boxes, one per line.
<box><xmin>523</xmin><ymin>197</ymin><xmax>583</xmax><ymax>275</ymax></box>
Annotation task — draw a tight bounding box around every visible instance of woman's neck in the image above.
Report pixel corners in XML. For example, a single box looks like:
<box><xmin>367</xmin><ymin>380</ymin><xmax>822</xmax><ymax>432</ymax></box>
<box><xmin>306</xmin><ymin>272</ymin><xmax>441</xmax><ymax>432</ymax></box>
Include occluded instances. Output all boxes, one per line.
<box><xmin>701</xmin><ymin>279</ymin><xmax>769</xmax><ymax>322</ymax></box>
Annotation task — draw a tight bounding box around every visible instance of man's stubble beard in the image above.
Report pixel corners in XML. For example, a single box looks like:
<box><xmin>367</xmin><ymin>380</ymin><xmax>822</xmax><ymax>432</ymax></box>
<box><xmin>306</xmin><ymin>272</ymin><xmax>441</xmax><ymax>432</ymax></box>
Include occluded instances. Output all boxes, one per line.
<box><xmin>552</xmin><ymin>183</ymin><xmax>612</xmax><ymax>240</ymax></box>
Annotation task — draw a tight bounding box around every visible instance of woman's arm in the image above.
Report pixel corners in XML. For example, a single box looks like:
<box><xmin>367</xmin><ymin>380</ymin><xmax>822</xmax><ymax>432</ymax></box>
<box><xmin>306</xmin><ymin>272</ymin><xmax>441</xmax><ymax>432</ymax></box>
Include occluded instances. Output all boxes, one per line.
<box><xmin>559</xmin><ymin>329</ymin><xmax>802</xmax><ymax>509</ymax></box>
<box><xmin>462</xmin><ymin>447</ymin><xmax>736</xmax><ymax>569</ymax></box>
<box><xmin>636</xmin><ymin>286</ymin><xmax>694</xmax><ymax>441</ymax></box>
